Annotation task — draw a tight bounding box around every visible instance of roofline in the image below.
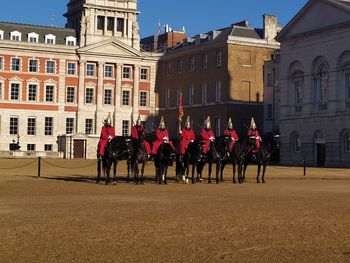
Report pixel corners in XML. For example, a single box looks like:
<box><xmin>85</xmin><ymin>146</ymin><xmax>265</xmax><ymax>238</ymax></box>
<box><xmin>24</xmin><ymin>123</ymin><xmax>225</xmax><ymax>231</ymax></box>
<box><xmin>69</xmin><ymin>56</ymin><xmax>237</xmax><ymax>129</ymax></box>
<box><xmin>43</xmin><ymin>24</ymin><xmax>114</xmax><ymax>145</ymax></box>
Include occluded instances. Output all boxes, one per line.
<box><xmin>0</xmin><ymin>21</ymin><xmax>74</xmax><ymax>32</ymax></box>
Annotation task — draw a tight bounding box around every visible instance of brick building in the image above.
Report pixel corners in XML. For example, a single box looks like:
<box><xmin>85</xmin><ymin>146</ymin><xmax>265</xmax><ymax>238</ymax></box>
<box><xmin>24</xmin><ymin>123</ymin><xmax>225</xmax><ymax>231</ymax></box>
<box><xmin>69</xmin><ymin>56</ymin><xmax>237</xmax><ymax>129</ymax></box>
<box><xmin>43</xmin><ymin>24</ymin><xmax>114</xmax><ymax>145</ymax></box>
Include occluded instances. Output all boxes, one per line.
<box><xmin>156</xmin><ymin>16</ymin><xmax>280</xmax><ymax>139</ymax></box>
<box><xmin>0</xmin><ymin>0</ymin><xmax>160</xmax><ymax>159</ymax></box>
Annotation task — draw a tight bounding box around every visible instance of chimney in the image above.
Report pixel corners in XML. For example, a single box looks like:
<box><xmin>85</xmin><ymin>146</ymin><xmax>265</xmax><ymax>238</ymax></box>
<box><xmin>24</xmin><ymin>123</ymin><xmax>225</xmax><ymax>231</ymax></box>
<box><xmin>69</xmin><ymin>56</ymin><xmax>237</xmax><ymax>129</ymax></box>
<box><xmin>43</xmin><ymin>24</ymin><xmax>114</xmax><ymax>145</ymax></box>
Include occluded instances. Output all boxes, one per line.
<box><xmin>263</xmin><ymin>15</ymin><xmax>279</xmax><ymax>42</ymax></box>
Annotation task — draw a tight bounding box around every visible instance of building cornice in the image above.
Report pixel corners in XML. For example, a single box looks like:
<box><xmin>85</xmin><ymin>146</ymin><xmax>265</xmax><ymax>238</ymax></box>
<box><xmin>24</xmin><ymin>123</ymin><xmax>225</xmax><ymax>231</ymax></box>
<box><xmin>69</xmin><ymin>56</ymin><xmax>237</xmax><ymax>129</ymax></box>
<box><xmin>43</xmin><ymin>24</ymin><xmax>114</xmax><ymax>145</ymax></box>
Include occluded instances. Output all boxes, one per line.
<box><xmin>227</xmin><ymin>36</ymin><xmax>280</xmax><ymax>49</ymax></box>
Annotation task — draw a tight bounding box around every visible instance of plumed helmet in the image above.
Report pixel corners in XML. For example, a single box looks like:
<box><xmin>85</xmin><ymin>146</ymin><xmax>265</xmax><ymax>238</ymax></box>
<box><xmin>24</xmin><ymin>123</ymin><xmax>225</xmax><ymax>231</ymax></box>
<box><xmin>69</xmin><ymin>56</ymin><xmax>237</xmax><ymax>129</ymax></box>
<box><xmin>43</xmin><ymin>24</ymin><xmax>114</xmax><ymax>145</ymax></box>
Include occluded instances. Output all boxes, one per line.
<box><xmin>159</xmin><ymin>116</ymin><xmax>166</xmax><ymax>129</ymax></box>
<box><xmin>205</xmin><ymin>116</ymin><xmax>211</xmax><ymax>129</ymax></box>
<box><xmin>136</xmin><ymin>115</ymin><xmax>142</xmax><ymax>126</ymax></box>
<box><xmin>250</xmin><ymin>117</ymin><xmax>257</xmax><ymax>130</ymax></box>
<box><xmin>227</xmin><ymin>118</ymin><xmax>233</xmax><ymax>129</ymax></box>
<box><xmin>185</xmin><ymin>116</ymin><xmax>191</xmax><ymax>128</ymax></box>
<box><xmin>104</xmin><ymin>112</ymin><xmax>112</xmax><ymax>125</ymax></box>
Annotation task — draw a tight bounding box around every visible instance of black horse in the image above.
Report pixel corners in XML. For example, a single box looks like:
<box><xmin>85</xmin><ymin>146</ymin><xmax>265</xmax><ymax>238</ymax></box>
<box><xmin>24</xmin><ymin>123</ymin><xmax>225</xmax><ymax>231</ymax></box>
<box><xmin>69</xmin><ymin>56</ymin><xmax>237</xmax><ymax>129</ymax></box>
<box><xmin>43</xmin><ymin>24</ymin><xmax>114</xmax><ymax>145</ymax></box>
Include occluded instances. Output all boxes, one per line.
<box><xmin>154</xmin><ymin>143</ymin><xmax>176</xmax><ymax>184</ymax></box>
<box><xmin>197</xmin><ymin>140</ymin><xmax>221</xmax><ymax>184</ymax></box>
<box><xmin>240</xmin><ymin>134</ymin><xmax>280</xmax><ymax>183</ymax></box>
<box><xmin>96</xmin><ymin>136</ymin><xmax>132</xmax><ymax>185</ymax></box>
<box><xmin>130</xmin><ymin>134</ymin><xmax>148</xmax><ymax>185</ymax></box>
<box><xmin>176</xmin><ymin>141</ymin><xmax>203</xmax><ymax>184</ymax></box>
<box><xmin>217</xmin><ymin>135</ymin><xmax>244</xmax><ymax>184</ymax></box>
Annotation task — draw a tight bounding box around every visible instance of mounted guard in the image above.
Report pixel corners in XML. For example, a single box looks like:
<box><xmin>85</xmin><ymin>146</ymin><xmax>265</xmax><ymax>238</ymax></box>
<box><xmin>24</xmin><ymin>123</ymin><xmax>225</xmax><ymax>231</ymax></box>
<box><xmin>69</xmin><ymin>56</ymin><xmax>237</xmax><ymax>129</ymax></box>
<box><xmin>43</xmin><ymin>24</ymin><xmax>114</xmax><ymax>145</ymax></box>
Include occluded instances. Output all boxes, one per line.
<box><xmin>247</xmin><ymin>117</ymin><xmax>262</xmax><ymax>153</ymax></box>
<box><xmin>200</xmin><ymin>116</ymin><xmax>215</xmax><ymax>160</ymax></box>
<box><xmin>179</xmin><ymin>116</ymin><xmax>196</xmax><ymax>160</ymax></box>
<box><xmin>131</xmin><ymin>115</ymin><xmax>151</xmax><ymax>158</ymax></box>
<box><xmin>224</xmin><ymin>117</ymin><xmax>239</xmax><ymax>152</ymax></box>
<box><xmin>151</xmin><ymin>116</ymin><xmax>175</xmax><ymax>155</ymax></box>
<box><xmin>97</xmin><ymin>113</ymin><xmax>115</xmax><ymax>159</ymax></box>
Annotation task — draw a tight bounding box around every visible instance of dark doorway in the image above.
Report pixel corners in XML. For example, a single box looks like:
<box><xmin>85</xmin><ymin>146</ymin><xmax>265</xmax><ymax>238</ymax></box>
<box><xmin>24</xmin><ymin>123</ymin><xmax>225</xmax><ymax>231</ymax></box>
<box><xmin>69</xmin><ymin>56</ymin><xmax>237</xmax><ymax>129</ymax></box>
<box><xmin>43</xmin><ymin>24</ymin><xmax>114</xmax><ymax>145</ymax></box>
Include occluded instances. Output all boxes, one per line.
<box><xmin>316</xmin><ymin>143</ymin><xmax>326</xmax><ymax>167</ymax></box>
<box><xmin>73</xmin><ymin>140</ymin><xmax>85</xmax><ymax>159</ymax></box>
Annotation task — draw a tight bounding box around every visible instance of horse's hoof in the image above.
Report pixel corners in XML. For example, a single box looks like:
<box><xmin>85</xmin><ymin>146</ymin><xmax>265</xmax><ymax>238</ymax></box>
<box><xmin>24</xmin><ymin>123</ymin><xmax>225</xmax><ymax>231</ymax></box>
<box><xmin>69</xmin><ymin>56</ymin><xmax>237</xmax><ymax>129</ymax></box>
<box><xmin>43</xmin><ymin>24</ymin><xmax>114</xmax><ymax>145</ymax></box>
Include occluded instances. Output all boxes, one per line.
<box><xmin>113</xmin><ymin>181</ymin><xmax>117</xmax><ymax>185</ymax></box>
<box><xmin>208</xmin><ymin>180</ymin><xmax>211</xmax><ymax>184</ymax></box>
<box><xmin>216</xmin><ymin>180</ymin><xmax>220</xmax><ymax>184</ymax></box>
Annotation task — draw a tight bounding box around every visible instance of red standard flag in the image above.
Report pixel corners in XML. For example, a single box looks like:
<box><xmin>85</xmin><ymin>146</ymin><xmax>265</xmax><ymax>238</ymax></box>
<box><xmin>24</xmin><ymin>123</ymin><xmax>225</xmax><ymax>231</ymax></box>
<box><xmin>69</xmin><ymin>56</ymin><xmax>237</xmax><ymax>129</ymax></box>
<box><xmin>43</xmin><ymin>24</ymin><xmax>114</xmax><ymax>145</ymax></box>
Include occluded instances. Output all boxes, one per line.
<box><xmin>178</xmin><ymin>92</ymin><xmax>184</xmax><ymax>122</ymax></box>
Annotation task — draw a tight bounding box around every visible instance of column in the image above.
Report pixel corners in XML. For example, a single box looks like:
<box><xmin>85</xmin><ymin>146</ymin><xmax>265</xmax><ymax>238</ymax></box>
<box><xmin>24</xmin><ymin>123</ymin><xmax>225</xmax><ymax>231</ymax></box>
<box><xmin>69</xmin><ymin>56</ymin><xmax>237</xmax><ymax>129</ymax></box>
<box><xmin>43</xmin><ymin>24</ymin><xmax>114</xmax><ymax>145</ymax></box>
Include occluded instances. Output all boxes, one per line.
<box><xmin>58</xmin><ymin>59</ymin><xmax>66</xmax><ymax>111</ymax></box>
<box><xmin>114</xmin><ymin>63</ymin><xmax>121</xmax><ymax>109</ymax></box>
<box><xmin>77</xmin><ymin>60</ymin><xmax>85</xmax><ymax>134</ymax></box>
<box><xmin>133</xmin><ymin>64</ymin><xmax>140</xmax><ymax>120</ymax></box>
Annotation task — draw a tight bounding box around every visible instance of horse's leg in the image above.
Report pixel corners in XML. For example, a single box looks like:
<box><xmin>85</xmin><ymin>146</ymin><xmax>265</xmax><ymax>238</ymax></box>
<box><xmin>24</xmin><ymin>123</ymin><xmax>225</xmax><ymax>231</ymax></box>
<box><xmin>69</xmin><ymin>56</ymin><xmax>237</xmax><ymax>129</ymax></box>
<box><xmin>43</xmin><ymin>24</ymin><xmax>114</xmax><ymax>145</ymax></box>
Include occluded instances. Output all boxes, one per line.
<box><xmin>208</xmin><ymin>162</ymin><xmax>212</xmax><ymax>184</ymax></box>
<box><xmin>96</xmin><ymin>158</ymin><xmax>101</xmax><ymax>184</ymax></box>
<box><xmin>134</xmin><ymin>162</ymin><xmax>138</xmax><ymax>184</ymax></box>
<box><xmin>261</xmin><ymin>162</ymin><xmax>267</xmax><ymax>184</ymax></box>
<box><xmin>216</xmin><ymin>161</ymin><xmax>220</xmax><ymax>184</ymax></box>
<box><xmin>191</xmin><ymin>164</ymin><xmax>196</xmax><ymax>184</ymax></box>
<box><xmin>232</xmin><ymin>159</ymin><xmax>236</xmax><ymax>184</ymax></box>
<box><xmin>164</xmin><ymin>166</ymin><xmax>168</xmax><ymax>185</ymax></box>
<box><xmin>141</xmin><ymin>161</ymin><xmax>145</xmax><ymax>185</ymax></box>
<box><xmin>127</xmin><ymin>159</ymin><xmax>131</xmax><ymax>183</ymax></box>
<box><xmin>158</xmin><ymin>167</ymin><xmax>162</xmax><ymax>184</ymax></box>
<box><xmin>256</xmin><ymin>163</ymin><xmax>261</xmax><ymax>184</ymax></box>
<box><xmin>243</xmin><ymin>161</ymin><xmax>248</xmax><ymax>182</ymax></box>
<box><xmin>105</xmin><ymin>159</ymin><xmax>110</xmax><ymax>185</ymax></box>
<box><xmin>220</xmin><ymin>162</ymin><xmax>225</xmax><ymax>182</ymax></box>
<box><xmin>113</xmin><ymin>160</ymin><xmax>117</xmax><ymax>184</ymax></box>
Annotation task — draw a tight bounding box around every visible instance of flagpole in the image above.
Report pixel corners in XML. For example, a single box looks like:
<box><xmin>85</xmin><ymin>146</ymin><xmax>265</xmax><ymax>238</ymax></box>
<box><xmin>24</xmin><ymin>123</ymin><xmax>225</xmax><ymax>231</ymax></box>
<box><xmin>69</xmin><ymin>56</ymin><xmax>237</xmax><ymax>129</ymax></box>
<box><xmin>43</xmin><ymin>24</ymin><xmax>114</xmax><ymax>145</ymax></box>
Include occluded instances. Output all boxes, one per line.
<box><xmin>178</xmin><ymin>91</ymin><xmax>183</xmax><ymax>136</ymax></box>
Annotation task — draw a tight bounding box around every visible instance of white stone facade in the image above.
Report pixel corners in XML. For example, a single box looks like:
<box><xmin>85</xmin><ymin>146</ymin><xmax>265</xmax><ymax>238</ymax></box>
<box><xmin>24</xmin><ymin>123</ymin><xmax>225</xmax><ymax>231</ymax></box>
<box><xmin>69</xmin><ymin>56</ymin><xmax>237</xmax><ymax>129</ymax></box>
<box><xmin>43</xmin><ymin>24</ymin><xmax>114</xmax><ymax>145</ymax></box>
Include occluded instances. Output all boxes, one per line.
<box><xmin>276</xmin><ymin>0</ymin><xmax>350</xmax><ymax>167</ymax></box>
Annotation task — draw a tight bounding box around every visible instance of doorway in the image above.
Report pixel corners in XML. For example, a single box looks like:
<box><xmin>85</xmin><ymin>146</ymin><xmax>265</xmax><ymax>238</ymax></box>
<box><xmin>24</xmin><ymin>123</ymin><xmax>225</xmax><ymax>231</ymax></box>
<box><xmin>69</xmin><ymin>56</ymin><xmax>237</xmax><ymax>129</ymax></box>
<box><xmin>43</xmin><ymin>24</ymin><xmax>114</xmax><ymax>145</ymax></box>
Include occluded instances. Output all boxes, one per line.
<box><xmin>73</xmin><ymin>140</ymin><xmax>86</xmax><ymax>159</ymax></box>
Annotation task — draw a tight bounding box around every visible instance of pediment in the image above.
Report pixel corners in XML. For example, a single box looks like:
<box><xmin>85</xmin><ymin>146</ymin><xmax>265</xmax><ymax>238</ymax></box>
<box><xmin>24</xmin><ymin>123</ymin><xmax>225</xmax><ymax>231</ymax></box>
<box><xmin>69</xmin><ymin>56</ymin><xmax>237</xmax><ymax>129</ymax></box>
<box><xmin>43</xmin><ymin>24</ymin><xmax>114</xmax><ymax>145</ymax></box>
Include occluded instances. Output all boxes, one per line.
<box><xmin>78</xmin><ymin>38</ymin><xmax>143</xmax><ymax>58</ymax></box>
<box><xmin>9</xmin><ymin>76</ymin><xmax>23</xmax><ymax>82</ymax></box>
<box><xmin>27</xmin><ymin>78</ymin><xmax>41</xmax><ymax>83</ymax></box>
<box><xmin>44</xmin><ymin>79</ymin><xmax>57</xmax><ymax>84</ymax></box>
<box><xmin>277</xmin><ymin>0</ymin><xmax>350</xmax><ymax>41</ymax></box>
<box><xmin>85</xmin><ymin>81</ymin><xmax>97</xmax><ymax>87</ymax></box>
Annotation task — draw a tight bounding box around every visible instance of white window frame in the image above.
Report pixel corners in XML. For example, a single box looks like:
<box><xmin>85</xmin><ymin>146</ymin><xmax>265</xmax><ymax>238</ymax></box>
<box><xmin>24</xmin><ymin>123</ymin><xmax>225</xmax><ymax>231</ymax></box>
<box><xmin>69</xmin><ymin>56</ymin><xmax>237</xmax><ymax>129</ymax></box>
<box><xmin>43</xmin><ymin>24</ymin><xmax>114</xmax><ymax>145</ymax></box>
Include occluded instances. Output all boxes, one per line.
<box><xmin>65</xmin><ymin>36</ymin><xmax>76</xmax><ymax>46</ymax></box>
<box><xmin>10</xmin><ymin>31</ymin><xmax>22</xmax><ymax>41</ymax></box>
<box><xmin>10</xmin><ymin>82</ymin><xmax>21</xmax><ymax>101</ymax></box>
<box><xmin>67</xmin><ymin>62</ymin><xmax>77</xmax><ymax>75</ymax></box>
<box><xmin>28</xmin><ymin>59</ymin><xmax>39</xmax><ymax>73</ymax></box>
<box><xmin>0</xmin><ymin>56</ymin><xmax>3</xmax><ymax>71</ymax></box>
<box><xmin>121</xmin><ymin>89</ymin><xmax>131</xmax><ymax>107</ymax></box>
<box><xmin>85</xmin><ymin>119</ymin><xmax>94</xmax><ymax>134</ymax></box>
<box><xmin>27</xmin><ymin>117</ymin><xmax>36</xmax><ymax>136</ymax></box>
<box><xmin>140</xmin><ymin>67</ymin><xmax>149</xmax><ymax>81</ymax></box>
<box><xmin>139</xmin><ymin>91</ymin><xmax>148</xmax><ymax>107</ymax></box>
<box><xmin>122</xmin><ymin>120</ymin><xmax>130</xmax><ymax>137</ymax></box>
<box><xmin>201</xmin><ymin>82</ymin><xmax>207</xmax><ymax>104</ymax></box>
<box><xmin>0</xmin><ymin>79</ymin><xmax>4</xmax><ymax>101</ymax></box>
<box><xmin>44</xmin><ymin>85</ymin><xmax>56</xmax><ymax>103</ymax></box>
<box><xmin>10</xmin><ymin>116</ymin><xmax>19</xmax><ymax>135</ymax></box>
<box><xmin>104</xmin><ymin>88</ymin><xmax>113</xmax><ymax>105</ymax></box>
<box><xmin>86</xmin><ymin>63</ymin><xmax>95</xmax><ymax>77</ymax></box>
<box><xmin>44</xmin><ymin>117</ymin><xmax>54</xmax><ymax>136</ymax></box>
<box><xmin>216</xmin><ymin>50</ymin><xmax>222</xmax><ymax>67</ymax></box>
<box><xmin>66</xmin><ymin>86</ymin><xmax>76</xmax><ymax>104</ymax></box>
<box><xmin>104</xmin><ymin>65</ymin><xmax>114</xmax><ymax>78</ymax></box>
<box><xmin>122</xmin><ymin>66</ymin><xmax>132</xmax><ymax>80</ymax></box>
<box><xmin>46</xmin><ymin>60</ymin><xmax>56</xmax><ymax>74</ymax></box>
<box><xmin>28</xmin><ymin>32</ymin><xmax>39</xmax><ymax>43</ymax></box>
<box><xmin>215</xmin><ymin>81</ymin><xmax>221</xmax><ymax>102</ymax></box>
<box><xmin>85</xmin><ymin>87</ymin><xmax>95</xmax><ymax>104</ymax></box>
<box><xmin>27</xmin><ymin>82</ymin><xmax>39</xmax><ymax>102</ymax></box>
<box><xmin>11</xmin><ymin>57</ymin><xmax>21</xmax><ymax>71</ymax></box>
<box><xmin>188</xmin><ymin>85</ymin><xmax>194</xmax><ymax>105</ymax></box>
<box><xmin>44</xmin><ymin>144</ymin><xmax>53</xmax><ymax>151</ymax></box>
<box><xmin>66</xmin><ymin>118</ymin><xmax>75</xmax><ymax>135</ymax></box>
<box><xmin>0</xmin><ymin>30</ymin><xmax>3</xmax><ymax>40</ymax></box>
<box><xmin>45</xmin><ymin>34</ymin><xmax>56</xmax><ymax>44</ymax></box>
<box><xmin>27</xmin><ymin>144</ymin><xmax>36</xmax><ymax>151</ymax></box>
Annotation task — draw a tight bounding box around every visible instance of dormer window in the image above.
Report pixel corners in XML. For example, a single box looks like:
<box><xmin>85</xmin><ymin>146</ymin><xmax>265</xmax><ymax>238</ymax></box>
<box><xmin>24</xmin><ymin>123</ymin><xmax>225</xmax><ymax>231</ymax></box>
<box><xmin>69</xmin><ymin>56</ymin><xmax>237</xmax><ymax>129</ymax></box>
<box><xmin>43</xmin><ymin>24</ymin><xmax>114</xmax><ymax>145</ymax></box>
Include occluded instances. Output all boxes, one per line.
<box><xmin>0</xmin><ymin>30</ymin><xmax>3</xmax><ymax>40</ymax></box>
<box><xmin>28</xmin><ymin>32</ymin><xmax>39</xmax><ymax>43</ymax></box>
<box><xmin>10</xmin><ymin>31</ymin><xmax>22</xmax><ymax>41</ymax></box>
<box><xmin>66</xmin><ymin>36</ymin><xmax>76</xmax><ymax>46</ymax></box>
<box><xmin>45</xmin><ymin>34</ymin><xmax>56</xmax><ymax>44</ymax></box>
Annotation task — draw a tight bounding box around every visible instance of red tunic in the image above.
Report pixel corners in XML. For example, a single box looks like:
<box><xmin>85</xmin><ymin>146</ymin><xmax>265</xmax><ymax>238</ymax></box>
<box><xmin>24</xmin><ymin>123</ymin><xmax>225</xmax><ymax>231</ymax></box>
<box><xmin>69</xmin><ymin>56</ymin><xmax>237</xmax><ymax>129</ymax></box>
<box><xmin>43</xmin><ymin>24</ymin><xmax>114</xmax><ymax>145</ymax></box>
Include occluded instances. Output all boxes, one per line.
<box><xmin>201</xmin><ymin>128</ymin><xmax>215</xmax><ymax>154</ymax></box>
<box><xmin>248</xmin><ymin>129</ymin><xmax>261</xmax><ymax>150</ymax></box>
<box><xmin>179</xmin><ymin>128</ymin><xmax>196</xmax><ymax>155</ymax></box>
<box><xmin>130</xmin><ymin>125</ymin><xmax>151</xmax><ymax>154</ymax></box>
<box><xmin>97</xmin><ymin>125</ymin><xmax>116</xmax><ymax>157</ymax></box>
<box><xmin>152</xmin><ymin>129</ymin><xmax>175</xmax><ymax>154</ymax></box>
<box><xmin>224</xmin><ymin>129</ymin><xmax>239</xmax><ymax>151</ymax></box>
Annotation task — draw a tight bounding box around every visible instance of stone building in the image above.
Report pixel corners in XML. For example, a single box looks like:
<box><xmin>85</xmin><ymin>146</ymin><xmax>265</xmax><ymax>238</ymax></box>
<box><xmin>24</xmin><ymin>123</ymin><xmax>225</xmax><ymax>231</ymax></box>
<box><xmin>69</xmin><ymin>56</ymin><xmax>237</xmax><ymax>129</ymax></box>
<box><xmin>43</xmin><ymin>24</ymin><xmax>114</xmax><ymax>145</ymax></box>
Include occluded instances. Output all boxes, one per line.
<box><xmin>156</xmin><ymin>16</ymin><xmax>280</xmax><ymax>138</ymax></box>
<box><xmin>276</xmin><ymin>0</ymin><xmax>350</xmax><ymax>166</ymax></box>
<box><xmin>0</xmin><ymin>0</ymin><xmax>160</xmax><ymax>159</ymax></box>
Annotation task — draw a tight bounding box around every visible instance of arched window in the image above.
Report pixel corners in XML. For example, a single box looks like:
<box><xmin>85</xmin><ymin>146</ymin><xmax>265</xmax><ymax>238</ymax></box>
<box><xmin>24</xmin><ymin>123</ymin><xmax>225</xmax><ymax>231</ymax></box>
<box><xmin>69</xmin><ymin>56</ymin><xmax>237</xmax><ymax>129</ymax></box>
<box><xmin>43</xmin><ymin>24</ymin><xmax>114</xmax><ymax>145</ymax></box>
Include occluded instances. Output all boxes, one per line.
<box><xmin>342</xmin><ymin>132</ymin><xmax>350</xmax><ymax>153</ymax></box>
<box><xmin>291</xmin><ymin>132</ymin><xmax>301</xmax><ymax>153</ymax></box>
<box><xmin>314</xmin><ymin>63</ymin><xmax>329</xmax><ymax>105</ymax></box>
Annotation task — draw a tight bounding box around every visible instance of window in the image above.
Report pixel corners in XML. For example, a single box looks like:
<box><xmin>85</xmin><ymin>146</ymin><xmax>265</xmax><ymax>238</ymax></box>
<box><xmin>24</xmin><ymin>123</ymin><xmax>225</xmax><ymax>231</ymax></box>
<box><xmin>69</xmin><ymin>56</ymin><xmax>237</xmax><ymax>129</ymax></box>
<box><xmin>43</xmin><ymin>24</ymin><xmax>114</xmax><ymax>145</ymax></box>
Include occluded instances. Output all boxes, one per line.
<box><xmin>65</xmin><ymin>36</ymin><xmax>76</xmax><ymax>46</ymax></box>
<box><xmin>294</xmin><ymin>135</ymin><xmax>301</xmax><ymax>153</ymax></box>
<box><xmin>104</xmin><ymin>89</ymin><xmax>112</xmax><ymax>105</ymax></box>
<box><xmin>10</xmin><ymin>116</ymin><xmax>19</xmax><ymax>135</ymax></box>
<box><xmin>0</xmin><ymin>57</ymin><xmax>3</xmax><ymax>71</ymax></box>
<box><xmin>188</xmin><ymin>57</ymin><xmax>195</xmax><ymax>71</ymax></box>
<box><xmin>45</xmin><ymin>85</ymin><xmax>54</xmax><ymax>102</ymax></box>
<box><xmin>105</xmin><ymin>65</ymin><xmax>113</xmax><ymax>78</ymax></box>
<box><xmin>11</xmin><ymin>58</ymin><xmax>21</xmax><ymax>71</ymax></box>
<box><xmin>165</xmin><ymin>89</ymin><xmax>170</xmax><ymax>107</ymax></box>
<box><xmin>216</xmin><ymin>50</ymin><xmax>222</xmax><ymax>66</ymax></box>
<box><xmin>45</xmin><ymin>117</ymin><xmax>53</xmax><ymax>135</ymax></box>
<box><xmin>201</xmin><ymin>83</ymin><xmax>207</xmax><ymax>104</ymax></box>
<box><xmin>140</xmin><ymin>68</ymin><xmax>149</xmax><ymax>81</ymax></box>
<box><xmin>10</xmin><ymin>31</ymin><xmax>21</xmax><ymax>41</ymax></box>
<box><xmin>45</xmin><ymin>34</ymin><xmax>56</xmax><ymax>44</ymax></box>
<box><xmin>122</xmin><ymin>90</ymin><xmax>130</xmax><ymax>106</ymax></box>
<box><xmin>122</xmin><ymin>120</ymin><xmax>130</xmax><ymax>137</ymax></box>
<box><xmin>85</xmin><ymin>119</ymin><xmax>93</xmax><ymax>134</ymax></box>
<box><xmin>85</xmin><ymin>88</ymin><xmax>94</xmax><ymax>104</ymax></box>
<box><xmin>242</xmin><ymin>51</ymin><xmax>251</xmax><ymax>66</ymax></box>
<box><xmin>267</xmin><ymin>104</ymin><xmax>273</xmax><ymax>119</ymax></box>
<box><xmin>345</xmin><ymin>73</ymin><xmax>350</xmax><ymax>101</ymax></box>
<box><xmin>67</xmin><ymin>62</ymin><xmax>76</xmax><ymax>75</ymax></box>
<box><xmin>107</xmin><ymin>17</ymin><xmax>114</xmax><ymax>31</ymax></box>
<box><xmin>215</xmin><ymin>81</ymin><xmax>221</xmax><ymax>102</ymax></box>
<box><xmin>117</xmin><ymin>18</ymin><xmax>124</xmax><ymax>32</ymax></box>
<box><xmin>27</xmin><ymin>144</ymin><xmax>36</xmax><ymax>151</ymax></box>
<box><xmin>176</xmin><ymin>88</ymin><xmax>181</xmax><ymax>107</ymax></box>
<box><xmin>215</xmin><ymin>118</ymin><xmax>221</xmax><ymax>136</ymax></box>
<box><xmin>176</xmin><ymin>60</ymin><xmax>182</xmax><ymax>74</ymax></box>
<box><xmin>46</xmin><ymin>61</ymin><xmax>55</xmax><ymax>74</ymax></box>
<box><xmin>66</xmin><ymin>87</ymin><xmax>75</xmax><ymax>103</ymax></box>
<box><xmin>188</xmin><ymin>85</ymin><xmax>194</xmax><ymax>105</ymax></box>
<box><xmin>314</xmin><ymin>63</ymin><xmax>329</xmax><ymax>104</ymax></box>
<box><xmin>10</xmin><ymin>83</ymin><xmax>20</xmax><ymax>100</ymax></box>
<box><xmin>122</xmin><ymin>66</ymin><xmax>132</xmax><ymax>79</ymax></box>
<box><xmin>140</xmin><ymin>91</ymin><xmax>148</xmax><ymax>107</ymax></box>
<box><xmin>202</xmin><ymin>54</ymin><xmax>208</xmax><ymax>69</ymax></box>
<box><xmin>0</xmin><ymin>82</ymin><xmax>3</xmax><ymax>100</ymax></box>
<box><xmin>28</xmin><ymin>84</ymin><xmax>37</xmax><ymax>101</ymax></box>
<box><xmin>97</xmin><ymin>16</ymin><xmax>105</xmax><ymax>30</ymax></box>
<box><xmin>27</xmin><ymin>117</ymin><xmax>36</xmax><ymax>135</ymax></box>
<box><xmin>66</xmin><ymin>118</ymin><xmax>74</xmax><ymax>134</ymax></box>
<box><xmin>0</xmin><ymin>30</ymin><xmax>3</xmax><ymax>40</ymax></box>
<box><xmin>44</xmin><ymin>144</ymin><xmax>53</xmax><ymax>151</ymax></box>
<box><xmin>29</xmin><ymin>59</ymin><xmax>38</xmax><ymax>73</ymax></box>
<box><xmin>295</xmin><ymin>80</ymin><xmax>302</xmax><ymax>105</ymax></box>
<box><xmin>166</xmin><ymin>63</ymin><xmax>171</xmax><ymax>75</ymax></box>
<box><xmin>86</xmin><ymin>64</ymin><xmax>95</xmax><ymax>77</ymax></box>
<box><xmin>28</xmin><ymin>32</ymin><xmax>38</xmax><ymax>43</ymax></box>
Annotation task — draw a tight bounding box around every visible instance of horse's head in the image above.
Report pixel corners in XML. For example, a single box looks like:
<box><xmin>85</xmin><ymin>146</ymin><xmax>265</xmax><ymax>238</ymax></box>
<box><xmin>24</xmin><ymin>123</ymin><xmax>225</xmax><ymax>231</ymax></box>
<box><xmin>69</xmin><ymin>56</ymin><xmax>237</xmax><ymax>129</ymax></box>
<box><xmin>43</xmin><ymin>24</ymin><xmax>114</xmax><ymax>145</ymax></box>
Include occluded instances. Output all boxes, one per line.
<box><xmin>273</xmin><ymin>134</ymin><xmax>280</xmax><ymax>150</ymax></box>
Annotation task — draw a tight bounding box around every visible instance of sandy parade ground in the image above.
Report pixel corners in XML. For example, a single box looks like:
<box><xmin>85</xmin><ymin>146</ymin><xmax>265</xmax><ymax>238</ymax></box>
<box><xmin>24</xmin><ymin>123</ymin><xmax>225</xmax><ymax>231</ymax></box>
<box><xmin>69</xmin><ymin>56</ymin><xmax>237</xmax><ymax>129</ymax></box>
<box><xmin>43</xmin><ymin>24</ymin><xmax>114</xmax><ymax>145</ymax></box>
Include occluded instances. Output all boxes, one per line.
<box><xmin>0</xmin><ymin>158</ymin><xmax>350</xmax><ymax>263</ymax></box>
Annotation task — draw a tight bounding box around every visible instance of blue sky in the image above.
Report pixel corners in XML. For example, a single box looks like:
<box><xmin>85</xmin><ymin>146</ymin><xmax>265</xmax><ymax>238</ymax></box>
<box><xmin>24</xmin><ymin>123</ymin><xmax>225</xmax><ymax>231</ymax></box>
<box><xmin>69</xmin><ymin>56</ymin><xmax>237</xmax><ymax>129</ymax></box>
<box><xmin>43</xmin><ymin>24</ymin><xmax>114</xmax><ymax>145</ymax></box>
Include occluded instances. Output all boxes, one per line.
<box><xmin>0</xmin><ymin>0</ymin><xmax>308</xmax><ymax>38</ymax></box>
